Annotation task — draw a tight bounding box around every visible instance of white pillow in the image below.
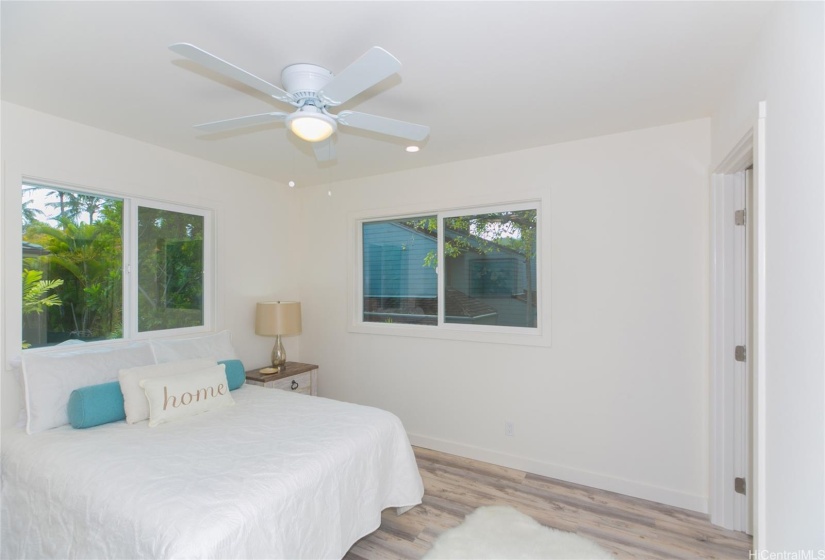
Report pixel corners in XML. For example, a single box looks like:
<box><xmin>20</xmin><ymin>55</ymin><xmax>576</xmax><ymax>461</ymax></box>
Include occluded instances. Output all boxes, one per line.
<box><xmin>140</xmin><ymin>365</ymin><xmax>234</xmax><ymax>427</ymax></box>
<box><xmin>150</xmin><ymin>330</ymin><xmax>238</xmax><ymax>363</ymax></box>
<box><xmin>119</xmin><ymin>358</ymin><xmax>216</xmax><ymax>424</ymax></box>
<box><xmin>22</xmin><ymin>342</ymin><xmax>155</xmax><ymax>434</ymax></box>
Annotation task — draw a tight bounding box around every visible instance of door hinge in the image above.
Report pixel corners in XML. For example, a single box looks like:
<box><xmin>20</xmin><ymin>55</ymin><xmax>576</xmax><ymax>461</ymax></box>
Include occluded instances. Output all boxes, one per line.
<box><xmin>735</xmin><ymin>209</ymin><xmax>746</xmax><ymax>226</ymax></box>
<box><xmin>735</xmin><ymin>345</ymin><xmax>747</xmax><ymax>362</ymax></box>
<box><xmin>735</xmin><ymin>477</ymin><xmax>747</xmax><ymax>495</ymax></box>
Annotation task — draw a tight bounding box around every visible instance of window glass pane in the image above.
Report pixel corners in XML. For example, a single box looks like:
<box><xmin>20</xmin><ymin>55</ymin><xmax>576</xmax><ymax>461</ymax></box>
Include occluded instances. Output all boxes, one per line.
<box><xmin>362</xmin><ymin>216</ymin><xmax>437</xmax><ymax>325</ymax></box>
<box><xmin>138</xmin><ymin>206</ymin><xmax>204</xmax><ymax>332</ymax></box>
<box><xmin>21</xmin><ymin>184</ymin><xmax>123</xmax><ymax>348</ymax></box>
<box><xmin>444</xmin><ymin>210</ymin><xmax>538</xmax><ymax>328</ymax></box>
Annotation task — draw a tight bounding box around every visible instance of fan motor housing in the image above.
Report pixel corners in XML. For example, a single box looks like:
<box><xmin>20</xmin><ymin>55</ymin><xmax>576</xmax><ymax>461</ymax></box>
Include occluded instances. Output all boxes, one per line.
<box><xmin>281</xmin><ymin>63</ymin><xmax>333</xmax><ymax>99</ymax></box>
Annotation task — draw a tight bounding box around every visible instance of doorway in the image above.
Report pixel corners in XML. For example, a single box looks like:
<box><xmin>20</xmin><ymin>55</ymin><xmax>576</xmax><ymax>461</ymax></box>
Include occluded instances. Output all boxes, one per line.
<box><xmin>710</xmin><ymin>102</ymin><xmax>766</xmax><ymax>546</ymax></box>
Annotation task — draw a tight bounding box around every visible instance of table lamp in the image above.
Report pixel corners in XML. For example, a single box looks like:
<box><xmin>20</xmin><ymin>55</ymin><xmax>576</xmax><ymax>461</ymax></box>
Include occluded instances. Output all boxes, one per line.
<box><xmin>255</xmin><ymin>301</ymin><xmax>302</xmax><ymax>372</ymax></box>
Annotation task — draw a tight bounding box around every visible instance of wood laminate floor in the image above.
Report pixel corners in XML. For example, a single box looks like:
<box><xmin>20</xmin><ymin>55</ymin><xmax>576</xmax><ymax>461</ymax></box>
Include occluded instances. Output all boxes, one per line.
<box><xmin>345</xmin><ymin>447</ymin><xmax>752</xmax><ymax>559</ymax></box>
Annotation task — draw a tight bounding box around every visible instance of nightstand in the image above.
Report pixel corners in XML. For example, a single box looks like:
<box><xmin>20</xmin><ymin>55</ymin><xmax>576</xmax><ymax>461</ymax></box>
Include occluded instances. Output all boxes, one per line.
<box><xmin>245</xmin><ymin>362</ymin><xmax>318</xmax><ymax>396</ymax></box>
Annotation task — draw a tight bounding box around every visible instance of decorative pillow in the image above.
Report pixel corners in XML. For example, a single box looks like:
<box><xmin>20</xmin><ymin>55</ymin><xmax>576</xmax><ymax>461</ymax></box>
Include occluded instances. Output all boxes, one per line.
<box><xmin>67</xmin><ymin>381</ymin><xmax>125</xmax><ymax>429</ymax></box>
<box><xmin>150</xmin><ymin>330</ymin><xmax>238</xmax><ymax>364</ymax></box>
<box><xmin>140</xmin><ymin>365</ymin><xmax>234</xmax><ymax>427</ymax></box>
<box><xmin>218</xmin><ymin>359</ymin><xmax>246</xmax><ymax>391</ymax></box>
<box><xmin>22</xmin><ymin>342</ymin><xmax>155</xmax><ymax>434</ymax></box>
<box><xmin>119</xmin><ymin>358</ymin><xmax>216</xmax><ymax>424</ymax></box>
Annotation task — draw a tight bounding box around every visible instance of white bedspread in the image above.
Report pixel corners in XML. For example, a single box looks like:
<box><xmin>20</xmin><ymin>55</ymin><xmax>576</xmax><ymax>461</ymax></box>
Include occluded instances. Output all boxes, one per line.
<box><xmin>1</xmin><ymin>385</ymin><xmax>424</xmax><ymax>559</ymax></box>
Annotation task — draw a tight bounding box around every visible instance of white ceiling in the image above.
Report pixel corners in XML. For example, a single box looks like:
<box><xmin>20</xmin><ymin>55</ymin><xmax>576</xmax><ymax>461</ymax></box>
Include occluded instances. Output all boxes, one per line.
<box><xmin>1</xmin><ymin>1</ymin><xmax>773</xmax><ymax>187</ymax></box>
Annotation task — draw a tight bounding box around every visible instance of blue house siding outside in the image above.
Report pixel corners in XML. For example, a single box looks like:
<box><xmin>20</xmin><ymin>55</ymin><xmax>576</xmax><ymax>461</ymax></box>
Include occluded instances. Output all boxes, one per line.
<box><xmin>363</xmin><ymin>220</ymin><xmax>437</xmax><ymax>299</ymax></box>
<box><xmin>363</xmin><ymin>220</ymin><xmax>438</xmax><ymax>324</ymax></box>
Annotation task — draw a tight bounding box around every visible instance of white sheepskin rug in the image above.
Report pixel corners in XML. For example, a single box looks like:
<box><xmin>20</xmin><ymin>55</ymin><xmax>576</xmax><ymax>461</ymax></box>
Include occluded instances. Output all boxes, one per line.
<box><xmin>423</xmin><ymin>505</ymin><xmax>613</xmax><ymax>559</ymax></box>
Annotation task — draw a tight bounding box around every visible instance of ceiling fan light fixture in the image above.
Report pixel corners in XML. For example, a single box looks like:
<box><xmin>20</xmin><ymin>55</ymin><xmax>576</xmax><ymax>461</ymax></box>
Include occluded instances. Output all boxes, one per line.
<box><xmin>286</xmin><ymin>109</ymin><xmax>336</xmax><ymax>143</ymax></box>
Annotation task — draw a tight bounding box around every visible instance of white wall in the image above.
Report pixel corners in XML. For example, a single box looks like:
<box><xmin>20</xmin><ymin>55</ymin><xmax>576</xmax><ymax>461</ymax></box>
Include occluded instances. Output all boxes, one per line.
<box><xmin>1</xmin><ymin>102</ymin><xmax>302</xmax><ymax>428</ymax></box>
<box><xmin>299</xmin><ymin>119</ymin><xmax>711</xmax><ymax>512</ymax></box>
<box><xmin>711</xmin><ymin>1</ymin><xmax>825</xmax><ymax>551</ymax></box>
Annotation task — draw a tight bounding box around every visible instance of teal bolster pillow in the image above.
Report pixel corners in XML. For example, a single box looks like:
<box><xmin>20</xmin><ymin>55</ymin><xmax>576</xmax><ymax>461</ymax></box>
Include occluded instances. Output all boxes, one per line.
<box><xmin>67</xmin><ymin>381</ymin><xmax>126</xmax><ymax>429</ymax></box>
<box><xmin>219</xmin><ymin>359</ymin><xmax>245</xmax><ymax>390</ymax></box>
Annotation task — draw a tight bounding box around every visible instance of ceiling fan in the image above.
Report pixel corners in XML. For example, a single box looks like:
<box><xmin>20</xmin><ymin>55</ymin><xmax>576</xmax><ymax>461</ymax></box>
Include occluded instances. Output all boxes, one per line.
<box><xmin>169</xmin><ymin>43</ymin><xmax>430</xmax><ymax>162</ymax></box>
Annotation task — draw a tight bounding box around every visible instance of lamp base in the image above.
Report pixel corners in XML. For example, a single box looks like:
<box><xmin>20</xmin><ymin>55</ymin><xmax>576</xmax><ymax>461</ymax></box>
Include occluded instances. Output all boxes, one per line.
<box><xmin>271</xmin><ymin>335</ymin><xmax>287</xmax><ymax>372</ymax></box>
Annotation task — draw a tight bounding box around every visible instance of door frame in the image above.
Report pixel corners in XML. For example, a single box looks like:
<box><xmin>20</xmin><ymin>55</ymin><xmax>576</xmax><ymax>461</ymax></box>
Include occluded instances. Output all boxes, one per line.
<box><xmin>709</xmin><ymin>101</ymin><xmax>766</xmax><ymax>546</ymax></box>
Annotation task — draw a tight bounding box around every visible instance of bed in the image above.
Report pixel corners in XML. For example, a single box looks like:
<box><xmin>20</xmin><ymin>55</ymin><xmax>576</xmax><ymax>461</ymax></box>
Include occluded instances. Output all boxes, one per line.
<box><xmin>1</xmin><ymin>384</ymin><xmax>424</xmax><ymax>559</ymax></box>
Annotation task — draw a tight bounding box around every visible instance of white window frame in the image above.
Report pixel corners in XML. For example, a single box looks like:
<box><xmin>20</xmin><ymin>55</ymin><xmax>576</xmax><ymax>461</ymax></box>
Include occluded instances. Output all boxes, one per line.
<box><xmin>18</xmin><ymin>180</ymin><xmax>214</xmax><ymax>351</ymax></box>
<box><xmin>349</xmin><ymin>198</ymin><xmax>550</xmax><ymax>347</ymax></box>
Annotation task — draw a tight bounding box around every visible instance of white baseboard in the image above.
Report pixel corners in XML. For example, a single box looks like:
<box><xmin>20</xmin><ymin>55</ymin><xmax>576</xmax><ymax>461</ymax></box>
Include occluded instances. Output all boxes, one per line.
<box><xmin>408</xmin><ymin>433</ymin><xmax>708</xmax><ymax>514</ymax></box>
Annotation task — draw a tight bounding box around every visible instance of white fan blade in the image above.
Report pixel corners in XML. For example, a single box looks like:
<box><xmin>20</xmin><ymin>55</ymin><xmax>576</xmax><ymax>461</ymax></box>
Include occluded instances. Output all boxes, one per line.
<box><xmin>337</xmin><ymin>111</ymin><xmax>429</xmax><ymax>141</ymax></box>
<box><xmin>313</xmin><ymin>138</ymin><xmax>337</xmax><ymax>162</ymax></box>
<box><xmin>318</xmin><ymin>47</ymin><xmax>401</xmax><ymax>106</ymax></box>
<box><xmin>194</xmin><ymin>112</ymin><xmax>288</xmax><ymax>132</ymax></box>
<box><xmin>170</xmin><ymin>43</ymin><xmax>293</xmax><ymax>104</ymax></box>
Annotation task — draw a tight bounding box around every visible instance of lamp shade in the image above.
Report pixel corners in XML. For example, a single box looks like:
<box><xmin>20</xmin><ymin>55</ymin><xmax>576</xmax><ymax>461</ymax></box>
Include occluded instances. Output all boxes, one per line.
<box><xmin>255</xmin><ymin>301</ymin><xmax>302</xmax><ymax>337</ymax></box>
<box><xmin>286</xmin><ymin>107</ymin><xmax>336</xmax><ymax>142</ymax></box>
<box><xmin>288</xmin><ymin>115</ymin><xmax>335</xmax><ymax>142</ymax></box>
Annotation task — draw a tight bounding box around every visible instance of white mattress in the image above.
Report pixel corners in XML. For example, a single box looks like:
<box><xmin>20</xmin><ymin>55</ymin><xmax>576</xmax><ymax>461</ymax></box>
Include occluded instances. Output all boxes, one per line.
<box><xmin>1</xmin><ymin>385</ymin><xmax>424</xmax><ymax>559</ymax></box>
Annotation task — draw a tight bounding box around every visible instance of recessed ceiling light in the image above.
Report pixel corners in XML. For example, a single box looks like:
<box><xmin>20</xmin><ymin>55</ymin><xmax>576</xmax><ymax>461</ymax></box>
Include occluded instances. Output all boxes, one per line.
<box><xmin>288</xmin><ymin>181</ymin><xmax>296</xmax><ymax>188</ymax></box>
<box><xmin>405</xmin><ymin>146</ymin><xmax>420</xmax><ymax>153</ymax></box>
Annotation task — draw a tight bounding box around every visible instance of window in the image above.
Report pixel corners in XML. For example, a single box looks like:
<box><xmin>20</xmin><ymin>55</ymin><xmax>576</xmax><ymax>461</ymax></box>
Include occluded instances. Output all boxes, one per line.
<box><xmin>442</xmin><ymin>209</ymin><xmax>537</xmax><ymax>329</ymax></box>
<box><xmin>357</xmin><ymin>202</ymin><xmax>541</xmax><ymax>339</ymax></box>
<box><xmin>21</xmin><ymin>182</ymin><xmax>211</xmax><ymax>349</ymax></box>
<box><xmin>22</xmin><ymin>185</ymin><xmax>124</xmax><ymax>348</ymax></box>
<box><xmin>137</xmin><ymin>206</ymin><xmax>205</xmax><ymax>332</ymax></box>
<box><xmin>362</xmin><ymin>216</ymin><xmax>438</xmax><ymax>325</ymax></box>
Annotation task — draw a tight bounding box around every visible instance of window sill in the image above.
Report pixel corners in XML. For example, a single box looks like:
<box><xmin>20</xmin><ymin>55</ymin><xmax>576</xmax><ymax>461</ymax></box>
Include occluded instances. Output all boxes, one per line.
<box><xmin>347</xmin><ymin>321</ymin><xmax>551</xmax><ymax>347</ymax></box>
